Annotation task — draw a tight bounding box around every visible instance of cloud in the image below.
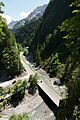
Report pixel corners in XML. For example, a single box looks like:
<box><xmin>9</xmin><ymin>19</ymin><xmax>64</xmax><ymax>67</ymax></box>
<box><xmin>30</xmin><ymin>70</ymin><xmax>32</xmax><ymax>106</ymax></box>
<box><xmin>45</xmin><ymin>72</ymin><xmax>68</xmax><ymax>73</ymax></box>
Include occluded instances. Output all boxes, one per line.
<box><xmin>19</xmin><ymin>12</ymin><xmax>30</xmax><ymax>19</ymax></box>
<box><xmin>2</xmin><ymin>14</ymin><xmax>13</xmax><ymax>24</ymax></box>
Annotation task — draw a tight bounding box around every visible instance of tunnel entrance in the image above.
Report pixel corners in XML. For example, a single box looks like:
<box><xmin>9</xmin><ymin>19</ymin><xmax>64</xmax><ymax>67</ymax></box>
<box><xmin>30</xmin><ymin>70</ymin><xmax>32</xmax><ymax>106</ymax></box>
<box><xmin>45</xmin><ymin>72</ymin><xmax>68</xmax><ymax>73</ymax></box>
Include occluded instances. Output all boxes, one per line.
<box><xmin>38</xmin><ymin>86</ymin><xmax>58</xmax><ymax>117</ymax></box>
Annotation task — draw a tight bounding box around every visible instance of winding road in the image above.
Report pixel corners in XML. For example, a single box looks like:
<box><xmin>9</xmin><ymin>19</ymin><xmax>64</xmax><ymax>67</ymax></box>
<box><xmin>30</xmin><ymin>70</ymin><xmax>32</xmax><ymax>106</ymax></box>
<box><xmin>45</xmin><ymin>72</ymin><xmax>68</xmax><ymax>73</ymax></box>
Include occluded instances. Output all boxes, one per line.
<box><xmin>0</xmin><ymin>52</ymin><xmax>62</xmax><ymax>106</ymax></box>
<box><xmin>0</xmin><ymin>52</ymin><xmax>65</xmax><ymax>120</ymax></box>
<box><xmin>0</xmin><ymin>52</ymin><xmax>34</xmax><ymax>88</ymax></box>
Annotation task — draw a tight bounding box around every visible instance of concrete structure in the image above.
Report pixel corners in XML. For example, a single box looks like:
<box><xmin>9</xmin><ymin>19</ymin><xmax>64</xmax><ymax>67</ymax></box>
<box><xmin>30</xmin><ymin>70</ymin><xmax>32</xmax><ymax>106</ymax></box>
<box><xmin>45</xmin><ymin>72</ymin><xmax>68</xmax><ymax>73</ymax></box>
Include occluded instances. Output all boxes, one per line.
<box><xmin>38</xmin><ymin>80</ymin><xmax>62</xmax><ymax>107</ymax></box>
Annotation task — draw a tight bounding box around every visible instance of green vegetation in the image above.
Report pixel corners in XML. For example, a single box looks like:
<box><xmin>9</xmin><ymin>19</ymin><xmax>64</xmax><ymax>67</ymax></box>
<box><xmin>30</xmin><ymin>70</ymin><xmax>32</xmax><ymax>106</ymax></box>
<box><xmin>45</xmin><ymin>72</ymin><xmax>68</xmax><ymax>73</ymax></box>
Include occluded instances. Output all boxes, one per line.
<box><xmin>17</xmin><ymin>43</ymin><xmax>23</xmax><ymax>52</ymax></box>
<box><xmin>9</xmin><ymin>113</ymin><xmax>29</xmax><ymax>120</ymax></box>
<box><xmin>30</xmin><ymin>0</ymin><xmax>74</xmax><ymax>78</ymax></box>
<box><xmin>57</xmin><ymin>0</ymin><xmax>80</xmax><ymax>119</ymax></box>
<box><xmin>10</xmin><ymin>80</ymin><xmax>27</xmax><ymax>107</ymax></box>
<box><xmin>23</xmin><ymin>48</ymin><xmax>28</xmax><ymax>57</ymax></box>
<box><xmin>28</xmin><ymin>74</ymin><xmax>38</xmax><ymax>95</ymax></box>
<box><xmin>0</xmin><ymin>0</ymin><xmax>80</xmax><ymax>119</ymax></box>
<box><xmin>0</xmin><ymin>2</ymin><xmax>24</xmax><ymax>79</ymax></box>
<box><xmin>13</xmin><ymin>18</ymin><xmax>42</xmax><ymax>47</ymax></box>
<box><xmin>0</xmin><ymin>2</ymin><xmax>4</xmax><ymax>13</ymax></box>
<box><xmin>0</xmin><ymin>87</ymin><xmax>6</xmax><ymax>96</ymax></box>
<box><xmin>29</xmin><ymin>0</ymin><xmax>80</xmax><ymax>119</ymax></box>
<box><xmin>0</xmin><ymin>80</ymin><xmax>28</xmax><ymax>110</ymax></box>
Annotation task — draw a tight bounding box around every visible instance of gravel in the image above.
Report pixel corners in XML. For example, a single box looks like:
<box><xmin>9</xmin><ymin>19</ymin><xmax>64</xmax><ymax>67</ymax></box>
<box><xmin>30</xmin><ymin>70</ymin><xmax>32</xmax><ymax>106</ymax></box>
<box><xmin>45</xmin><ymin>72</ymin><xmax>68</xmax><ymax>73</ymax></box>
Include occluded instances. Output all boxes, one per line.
<box><xmin>29</xmin><ymin>102</ymin><xmax>56</xmax><ymax>120</ymax></box>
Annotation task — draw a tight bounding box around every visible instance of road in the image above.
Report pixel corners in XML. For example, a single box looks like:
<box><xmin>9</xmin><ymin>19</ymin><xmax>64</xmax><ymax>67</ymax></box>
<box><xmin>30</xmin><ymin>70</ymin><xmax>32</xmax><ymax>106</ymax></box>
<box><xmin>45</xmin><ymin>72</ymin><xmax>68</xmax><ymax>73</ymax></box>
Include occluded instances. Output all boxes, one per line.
<box><xmin>0</xmin><ymin>52</ymin><xmax>62</xmax><ymax>106</ymax></box>
<box><xmin>20</xmin><ymin>52</ymin><xmax>35</xmax><ymax>76</ymax></box>
<box><xmin>0</xmin><ymin>74</ymin><xmax>28</xmax><ymax>88</ymax></box>
<box><xmin>21</xmin><ymin>52</ymin><xmax>62</xmax><ymax>106</ymax></box>
<box><xmin>0</xmin><ymin>52</ymin><xmax>64</xmax><ymax>120</ymax></box>
<box><xmin>0</xmin><ymin>52</ymin><xmax>35</xmax><ymax>88</ymax></box>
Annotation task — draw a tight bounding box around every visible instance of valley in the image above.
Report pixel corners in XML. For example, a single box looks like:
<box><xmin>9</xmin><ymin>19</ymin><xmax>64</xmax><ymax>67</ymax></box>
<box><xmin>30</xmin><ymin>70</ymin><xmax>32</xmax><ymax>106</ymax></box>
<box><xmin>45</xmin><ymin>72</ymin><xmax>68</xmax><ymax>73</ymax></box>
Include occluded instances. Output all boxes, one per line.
<box><xmin>0</xmin><ymin>53</ymin><xmax>65</xmax><ymax>120</ymax></box>
<box><xmin>0</xmin><ymin>0</ymin><xmax>80</xmax><ymax>119</ymax></box>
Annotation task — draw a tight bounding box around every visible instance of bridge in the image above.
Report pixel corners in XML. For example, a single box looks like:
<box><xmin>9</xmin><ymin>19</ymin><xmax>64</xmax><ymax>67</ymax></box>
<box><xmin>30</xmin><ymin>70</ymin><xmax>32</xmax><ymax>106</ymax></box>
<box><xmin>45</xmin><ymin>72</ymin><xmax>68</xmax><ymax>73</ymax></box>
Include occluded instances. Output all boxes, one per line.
<box><xmin>38</xmin><ymin>80</ymin><xmax>62</xmax><ymax>107</ymax></box>
<box><xmin>20</xmin><ymin>52</ymin><xmax>62</xmax><ymax>107</ymax></box>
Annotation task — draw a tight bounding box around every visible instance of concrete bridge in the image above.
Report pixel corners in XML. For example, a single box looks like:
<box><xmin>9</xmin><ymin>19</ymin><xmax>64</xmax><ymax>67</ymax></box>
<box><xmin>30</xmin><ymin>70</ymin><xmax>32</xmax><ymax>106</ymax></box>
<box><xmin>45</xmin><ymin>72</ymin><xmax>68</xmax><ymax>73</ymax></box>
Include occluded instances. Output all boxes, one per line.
<box><xmin>38</xmin><ymin>80</ymin><xmax>62</xmax><ymax>107</ymax></box>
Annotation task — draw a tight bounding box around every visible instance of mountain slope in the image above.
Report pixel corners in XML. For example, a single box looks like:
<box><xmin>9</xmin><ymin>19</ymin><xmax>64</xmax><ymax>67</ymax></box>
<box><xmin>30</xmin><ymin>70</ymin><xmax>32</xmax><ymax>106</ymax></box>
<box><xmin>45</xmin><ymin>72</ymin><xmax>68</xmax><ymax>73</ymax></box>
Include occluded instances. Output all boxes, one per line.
<box><xmin>8</xmin><ymin>21</ymin><xmax>18</xmax><ymax>29</ymax></box>
<box><xmin>30</xmin><ymin>0</ymin><xmax>80</xmax><ymax>119</ymax></box>
<box><xmin>14</xmin><ymin>18</ymin><xmax>42</xmax><ymax>46</ymax></box>
<box><xmin>13</xmin><ymin>4</ymin><xmax>47</xmax><ymax>30</ymax></box>
<box><xmin>30</xmin><ymin>0</ymin><xmax>74</xmax><ymax>75</ymax></box>
<box><xmin>31</xmin><ymin>0</ymin><xmax>73</xmax><ymax>51</ymax></box>
<box><xmin>12</xmin><ymin>4</ymin><xmax>47</xmax><ymax>46</ymax></box>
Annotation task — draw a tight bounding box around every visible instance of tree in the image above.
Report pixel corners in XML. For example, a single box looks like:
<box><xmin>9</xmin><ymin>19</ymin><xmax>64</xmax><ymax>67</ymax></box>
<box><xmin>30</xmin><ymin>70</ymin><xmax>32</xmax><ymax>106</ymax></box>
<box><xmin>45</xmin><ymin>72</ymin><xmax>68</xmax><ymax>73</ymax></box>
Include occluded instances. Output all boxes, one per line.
<box><xmin>0</xmin><ymin>87</ymin><xmax>5</xmax><ymax>96</ymax></box>
<box><xmin>29</xmin><ymin>74</ymin><xmax>38</xmax><ymax>95</ymax></box>
<box><xmin>1</xmin><ymin>46</ymin><xmax>23</xmax><ymax>78</ymax></box>
<box><xmin>10</xmin><ymin>80</ymin><xmax>27</xmax><ymax>107</ymax></box>
<box><xmin>0</xmin><ymin>2</ymin><xmax>4</xmax><ymax>14</ymax></box>
<box><xmin>23</xmin><ymin>48</ymin><xmax>28</xmax><ymax>56</ymax></box>
<box><xmin>9</xmin><ymin>113</ymin><xmax>29</xmax><ymax>120</ymax></box>
<box><xmin>60</xmin><ymin>0</ymin><xmax>80</xmax><ymax>56</ymax></box>
<box><xmin>0</xmin><ymin>2</ymin><xmax>24</xmax><ymax>78</ymax></box>
<box><xmin>57</xmin><ymin>0</ymin><xmax>80</xmax><ymax>119</ymax></box>
<box><xmin>34</xmin><ymin>45</ymin><xmax>42</xmax><ymax>65</ymax></box>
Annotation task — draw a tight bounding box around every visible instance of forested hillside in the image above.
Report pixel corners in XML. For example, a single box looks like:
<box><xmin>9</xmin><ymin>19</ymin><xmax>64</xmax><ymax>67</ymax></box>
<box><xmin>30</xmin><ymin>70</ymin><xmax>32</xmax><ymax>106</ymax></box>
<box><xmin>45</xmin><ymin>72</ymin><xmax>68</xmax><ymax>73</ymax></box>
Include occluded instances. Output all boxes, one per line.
<box><xmin>13</xmin><ymin>4</ymin><xmax>47</xmax><ymax>31</ymax></box>
<box><xmin>57</xmin><ymin>0</ymin><xmax>80</xmax><ymax>119</ymax></box>
<box><xmin>30</xmin><ymin>0</ymin><xmax>80</xmax><ymax>119</ymax></box>
<box><xmin>0</xmin><ymin>2</ymin><xmax>23</xmax><ymax>79</ymax></box>
<box><xmin>13</xmin><ymin>18</ymin><xmax>42</xmax><ymax>46</ymax></box>
<box><xmin>12</xmin><ymin>4</ymin><xmax>47</xmax><ymax>47</ymax></box>
<box><xmin>30</xmin><ymin>0</ymin><xmax>74</xmax><ymax>77</ymax></box>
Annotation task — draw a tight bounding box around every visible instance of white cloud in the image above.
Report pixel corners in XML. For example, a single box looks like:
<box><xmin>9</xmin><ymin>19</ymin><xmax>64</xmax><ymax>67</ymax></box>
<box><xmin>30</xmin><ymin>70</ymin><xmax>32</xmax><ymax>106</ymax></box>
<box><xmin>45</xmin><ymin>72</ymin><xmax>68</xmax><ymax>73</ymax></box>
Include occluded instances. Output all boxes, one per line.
<box><xmin>19</xmin><ymin>12</ymin><xmax>30</xmax><ymax>19</ymax></box>
<box><xmin>1</xmin><ymin>11</ymin><xmax>30</xmax><ymax>24</ymax></box>
<box><xmin>2</xmin><ymin>14</ymin><xmax>13</xmax><ymax>24</ymax></box>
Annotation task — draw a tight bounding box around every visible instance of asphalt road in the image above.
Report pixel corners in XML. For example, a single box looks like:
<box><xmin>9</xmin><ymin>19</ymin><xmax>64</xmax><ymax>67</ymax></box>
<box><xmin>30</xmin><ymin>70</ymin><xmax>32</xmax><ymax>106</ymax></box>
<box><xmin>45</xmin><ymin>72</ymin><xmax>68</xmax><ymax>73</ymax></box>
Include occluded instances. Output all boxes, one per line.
<box><xmin>21</xmin><ymin>53</ymin><xmax>62</xmax><ymax>106</ymax></box>
<box><xmin>0</xmin><ymin>52</ymin><xmax>62</xmax><ymax>106</ymax></box>
<box><xmin>20</xmin><ymin>52</ymin><xmax>35</xmax><ymax>76</ymax></box>
<box><xmin>0</xmin><ymin>52</ymin><xmax>34</xmax><ymax>88</ymax></box>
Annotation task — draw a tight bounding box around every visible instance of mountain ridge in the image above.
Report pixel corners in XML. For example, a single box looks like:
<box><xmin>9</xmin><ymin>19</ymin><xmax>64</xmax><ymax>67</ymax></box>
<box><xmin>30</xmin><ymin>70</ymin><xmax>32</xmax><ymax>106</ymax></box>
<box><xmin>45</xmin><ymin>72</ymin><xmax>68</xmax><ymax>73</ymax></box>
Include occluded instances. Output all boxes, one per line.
<box><xmin>8</xmin><ymin>20</ymin><xmax>18</xmax><ymax>29</ymax></box>
<box><xmin>12</xmin><ymin>4</ymin><xmax>47</xmax><ymax>30</ymax></box>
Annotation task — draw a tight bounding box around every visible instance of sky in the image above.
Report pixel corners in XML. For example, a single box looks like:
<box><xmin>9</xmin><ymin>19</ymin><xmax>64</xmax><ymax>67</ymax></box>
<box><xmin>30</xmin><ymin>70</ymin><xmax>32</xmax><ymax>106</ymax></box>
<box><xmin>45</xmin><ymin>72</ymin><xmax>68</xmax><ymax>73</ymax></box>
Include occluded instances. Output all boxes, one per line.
<box><xmin>1</xmin><ymin>0</ymin><xmax>49</xmax><ymax>24</ymax></box>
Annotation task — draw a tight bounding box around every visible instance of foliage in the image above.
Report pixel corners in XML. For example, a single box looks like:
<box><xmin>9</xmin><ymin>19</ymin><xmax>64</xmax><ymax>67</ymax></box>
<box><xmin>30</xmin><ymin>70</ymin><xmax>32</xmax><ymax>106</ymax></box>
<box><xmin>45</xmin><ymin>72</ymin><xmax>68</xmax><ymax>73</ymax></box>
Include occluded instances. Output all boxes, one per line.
<box><xmin>29</xmin><ymin>0</ymin><xmax>80</xmax><ymax>119</ymax></box>
<box><xmin>30</xmin><ymin>0</ymin><xmax>74</xmax><ymax>78</ymax></box>
<box><xmin>9</xmin><ymin>113</ymin><xmax>29</xmax><ymax>120</ymax></box>
<box><xmin>13</xmin><ymin>18</ymin><xmax>42</xmax><ymax>47</ymax></box>
<box><xmin>0</xmin><ymin>2</ymin><xmax>4</xmax><ymax>14</ymax></box>
<box><xmin>57</xmin><ymin>0</ymin><xmax>80</xmax><ymax>119</ymax></box>
<box><xmin>0</xmin><ymin>87</ymin><xmax>5</xmax><ymax>96</ymax></box>
<box><xmin>10</xmin><ymin>80</ymin><xmax>27</xmax><ymax>107</ymax></box>
<box><xmin>0</xmin><ymin>3</ymin><xmax>24</xmax><ymax>78</ymax></box>
<box><xmin>23</xmin><ymin>48</ymin><xmax>28</xmax><ymax>57</ymax></box>
<box><xmin>17</xmin><ymin>43</ymin><xmax>23</xmax><ymax>52</ymax></box>
<box><xmin>0</xmin><ymin>102</ymin><xmax>3</xmax><ymax>111</ymax></box>
<box><xmin>0</xmin><ymin>80</ymin><xmax>28</xmax><ymax>110</ymax></box>
<box><xmin>29</xmin><ymin>74</ymin><xmax>38</xmax><ymax>94</ymax></box>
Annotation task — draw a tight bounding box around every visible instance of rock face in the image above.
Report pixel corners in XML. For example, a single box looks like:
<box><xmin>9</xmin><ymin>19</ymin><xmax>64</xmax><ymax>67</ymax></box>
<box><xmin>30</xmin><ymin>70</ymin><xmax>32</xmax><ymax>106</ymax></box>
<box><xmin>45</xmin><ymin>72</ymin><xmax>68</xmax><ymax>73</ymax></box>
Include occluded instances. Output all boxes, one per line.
<box><xmin>13</xmin><ymin>4</ymin><xmax>47</xmax><ymax>30</ymax></box>
<box><xmin>8</xmin><ymin>21</ymin><xmax>18</xmax><ymax>29</ymax></box>
<box><xmin>26</xmin><ymin>4</ymin><xmax>47</xmax><ymax>21</ymax></box>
